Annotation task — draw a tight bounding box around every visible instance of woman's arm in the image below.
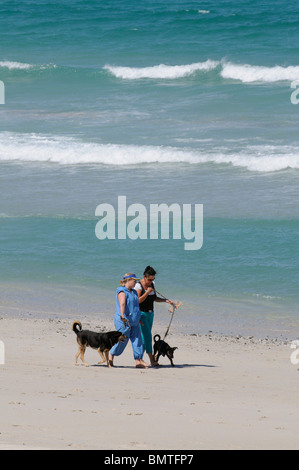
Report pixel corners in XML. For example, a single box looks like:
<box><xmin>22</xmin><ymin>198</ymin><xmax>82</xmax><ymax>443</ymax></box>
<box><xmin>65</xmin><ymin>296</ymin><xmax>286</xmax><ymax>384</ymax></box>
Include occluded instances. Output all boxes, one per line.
<box><xmin>155</xmin><ymin>296</ymin><xmax>167</xmax><ymax>303</ymax></box>
<box><xmin>118</xmin><ymin>291</ymin><xmax>126</xmax><ymax>319</ymax></box>
<box><xmin>137</xmin><ymin>286</ymin><xmax>154</xmax><ymax>304</ymax></box>
<box><xmin>137</xmin><ymin>284</ymin><xmax>174</xmax><ymax>306</ymax></box>
<box><xmin>154</xmin><ymin>295</ymin><xmax>175</xmax><ymax>305</ymax></box>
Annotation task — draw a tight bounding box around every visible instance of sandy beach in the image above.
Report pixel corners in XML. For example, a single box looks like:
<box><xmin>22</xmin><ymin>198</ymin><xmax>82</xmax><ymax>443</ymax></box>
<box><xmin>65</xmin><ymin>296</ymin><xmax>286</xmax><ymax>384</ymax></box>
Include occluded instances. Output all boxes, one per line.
<box><xmin>0</xmin><ymin>315</ymin><xmax>298</xmax><ymax>450</ymax></box>
<box><xmin>1</xmin><ymin>0</ymin><xmax>299</xmax><ymax>455</ymax></box>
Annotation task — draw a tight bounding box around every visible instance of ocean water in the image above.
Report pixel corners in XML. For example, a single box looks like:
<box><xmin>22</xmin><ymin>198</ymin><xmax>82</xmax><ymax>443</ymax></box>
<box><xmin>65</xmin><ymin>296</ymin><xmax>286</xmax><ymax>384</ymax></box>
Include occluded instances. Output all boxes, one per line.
<box><xmin>0</xmin><ymin>0</ymin><xmax>298</xmax><ymax>338</ymax></box>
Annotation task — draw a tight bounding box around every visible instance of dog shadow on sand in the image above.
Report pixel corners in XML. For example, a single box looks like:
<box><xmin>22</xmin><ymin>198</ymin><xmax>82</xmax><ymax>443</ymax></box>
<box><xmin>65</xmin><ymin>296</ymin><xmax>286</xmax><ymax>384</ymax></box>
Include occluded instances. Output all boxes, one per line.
<box><xmin>88</xmin><ymin>362</ymin><xmax>217</xmax><ymax>369</ymax></box>
<box><xmin>153</xmin><ymin>363</ymin><xmax>217</xmax><ymax>369</ymax></box>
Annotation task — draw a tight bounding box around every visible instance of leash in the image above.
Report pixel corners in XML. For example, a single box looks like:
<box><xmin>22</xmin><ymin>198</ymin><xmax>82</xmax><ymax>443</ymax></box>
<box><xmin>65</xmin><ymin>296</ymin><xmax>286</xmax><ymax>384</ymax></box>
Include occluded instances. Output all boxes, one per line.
<box><xmin>163</xmin><ymin>301</ymin><xmax>182</xmax><ymax>340</ymax></box>
<box><xmin>120</xmin><ymin>316</ymin><xmax>131</xmax><ymax>331</ymax></box>
<box><xmin>154</xmin><ymin>288</ymin><xmax>182</xmax><ymax>340</ymax></box>
<box><xmin>155</xmin><ymin>288</ymin><xmax>182</xmax><ymax>341</ymax></box>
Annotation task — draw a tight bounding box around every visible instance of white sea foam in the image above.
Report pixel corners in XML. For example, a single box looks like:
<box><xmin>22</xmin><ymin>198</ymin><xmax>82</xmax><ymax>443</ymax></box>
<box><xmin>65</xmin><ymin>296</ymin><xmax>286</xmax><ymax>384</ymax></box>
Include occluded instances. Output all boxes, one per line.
<box><xmin>104</xmin><ymin>59</ymin><xmax>299</xmax><ymax>83</ymax></box>
<box><xmin>103</xmin><ymin>60</ymin><xmax>219</xmax><ymax>80</ymax></box>
<box><xmin>0</xmin><ymin>133</ymin><xmax>298</xmax><ymax>173</ymax></box>
<box><xmin>2</xmin><ymin>58</ymin><xmax>298</xmax><ymax>83</ymax></box>
<box><xmin>221</xmin><ymin>62</ymin><xmax>299</xmax><ymax>83</ymax></box>
<box><xmin>0</xmin><ymin>61</ymin><xmax>33</xmax><ymax>70</ymax></box>
<box><xmin>0</xmin><ymin>61</ymin><xmax>57</xmax><ymax>71</ymax></box>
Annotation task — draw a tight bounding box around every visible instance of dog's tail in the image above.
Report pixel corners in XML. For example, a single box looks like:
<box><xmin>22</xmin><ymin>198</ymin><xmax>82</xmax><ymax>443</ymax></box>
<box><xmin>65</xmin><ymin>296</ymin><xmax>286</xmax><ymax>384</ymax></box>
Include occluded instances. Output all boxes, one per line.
<box><xmin>154</xmin><ymin>334</ymin><xmax>161</xmax><ymax>343</ymax></box>
<box><xmin>72</xmin><ymin>321</ymin><xmax>82</xmax><ymax>335</ymax></box>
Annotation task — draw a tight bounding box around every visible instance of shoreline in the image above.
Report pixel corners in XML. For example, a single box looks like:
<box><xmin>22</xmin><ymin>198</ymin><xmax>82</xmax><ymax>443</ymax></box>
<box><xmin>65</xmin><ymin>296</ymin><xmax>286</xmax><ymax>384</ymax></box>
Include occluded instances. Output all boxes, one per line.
<box><xmin>1</xmin><ymin>315</ymin><xmax>299</xmax><ymax>450</ymax></box>
<box><xmin>0</xmin><ymin>306</ymin><xmax>295</xmax><ymax>344</ymax></box>
<box><xmin>0</xmin><ymin>280</ymin><xmax>297</xmax><ymax>342</ymax></box>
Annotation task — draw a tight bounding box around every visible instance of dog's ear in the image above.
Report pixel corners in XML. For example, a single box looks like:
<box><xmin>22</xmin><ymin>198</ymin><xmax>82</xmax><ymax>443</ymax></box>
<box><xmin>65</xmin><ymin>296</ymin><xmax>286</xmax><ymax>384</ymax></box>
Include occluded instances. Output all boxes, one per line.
<box><xmin>173</xmin><ymin>347</ymin><xmax>178</xmax><ymax>351</ymax></box>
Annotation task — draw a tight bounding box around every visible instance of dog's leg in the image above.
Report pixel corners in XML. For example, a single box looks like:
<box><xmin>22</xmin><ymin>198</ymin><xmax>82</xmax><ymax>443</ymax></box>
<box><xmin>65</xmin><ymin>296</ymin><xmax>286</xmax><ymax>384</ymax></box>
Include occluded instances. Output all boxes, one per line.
<box><xmin>75</xmin><ymin>338</ymin><xmax>82</xmax><ymax>365</ymax></box>
<box><xmin>97</xmin><ymin>349</ymin><xmax>106</xmax><ymax>365</ymax></box>
<box><xmin>168</xmin><ymin>355</ymin><xmax>175</xmax><ymax>367</ymax></box>
<box><xmin>80</xmin><ymin>345</ymin><xmax>89</xmax><ymax>367</ymax></box>
<box><xmin>104</xmin><ymin>349</ymin><xmax>111</xmax><ymax>368</ymax></box>
<box><xmin>75</xmin><ymin>347</ymin><xmax>81</xmax><ymax>365</ymax></box>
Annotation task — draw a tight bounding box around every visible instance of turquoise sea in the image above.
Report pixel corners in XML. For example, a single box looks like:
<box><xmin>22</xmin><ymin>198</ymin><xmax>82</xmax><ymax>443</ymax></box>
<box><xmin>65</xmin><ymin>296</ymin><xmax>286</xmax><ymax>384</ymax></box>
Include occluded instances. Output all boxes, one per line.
<box><xmin>0</xmin><ymin>0</ymin><xmax>298</xmax><ymax>338</ymax></box>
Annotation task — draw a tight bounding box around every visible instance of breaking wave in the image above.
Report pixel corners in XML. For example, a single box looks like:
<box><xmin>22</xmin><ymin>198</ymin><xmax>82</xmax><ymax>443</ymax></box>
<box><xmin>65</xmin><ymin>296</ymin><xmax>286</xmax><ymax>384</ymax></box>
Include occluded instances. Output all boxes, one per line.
<box><xmin>221</xmin><ymin>62</ymin><xmax>299</xmax><ymax>83</ymax></box>
<box><xmin>2</xmin><ymin>59</ymin><xmax>298</xmax><ymax>84</ymax></box>
<box><xmin>103</xmin><ymin>60</ymin><xmax>219</xmax><ymax>80</ymax></box>
<box><xmin>0</xmin><ymin>61</ymin><xmax>33</xmax><ymax>70</ymax></box>
<box><xmin>0</xmin><ymin>60</ymin><xmax>57</xmax><ymax>71</ymax></box>
<box><xmin>104</xmin><ymin>60</ymin><xmax>299</xmax><ymax>83</ymax></box>
<box><xmin>0</xmin><ymin>133</ymin><xmax>298</xmax><ymax>172</ymax></box>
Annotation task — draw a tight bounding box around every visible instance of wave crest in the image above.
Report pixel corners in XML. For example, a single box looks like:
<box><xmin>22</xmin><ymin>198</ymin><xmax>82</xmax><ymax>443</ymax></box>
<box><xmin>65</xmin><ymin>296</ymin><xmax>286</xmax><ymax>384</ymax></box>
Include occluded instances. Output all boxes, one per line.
<box><xmin>0</xmin><ymin>61</ymin><xmax>33</xmax><ymax>70</ymax></box>
<box><xmin>221</xmin><ymin>62</ymin><xmax>299</xmax><ymax>83</ymax></box>
<box><xmin>0</xmin><ymin>61</ymin><xmax>57</xmax><ymax>71</ymax></box>
<box><xmin>103</xmin><ymin>60</ymin><xmax>219</xmax><ymax>79</ymax></box>
<box><xmin>0</xmin><ymin>133</ymin><xmax>298</xmax><ymax>172</ymax></box>
<box><xmin>2</xmin><ymin>59</ymin><xmax>299</xmax><ymax>83</ymax></box>
<box><xmin>103</xmin><ymin>60</ymin><xmax>299</xmax><ymax>83</ymax></box>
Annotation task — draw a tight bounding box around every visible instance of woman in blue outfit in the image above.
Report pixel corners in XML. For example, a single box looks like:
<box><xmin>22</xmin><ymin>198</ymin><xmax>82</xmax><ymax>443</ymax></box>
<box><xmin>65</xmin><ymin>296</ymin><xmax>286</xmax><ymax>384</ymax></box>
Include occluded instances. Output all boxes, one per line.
<box><xmin>109</xmin><ymin>273</ymin><xmax>149</xmax><ymax>369</ymax></box>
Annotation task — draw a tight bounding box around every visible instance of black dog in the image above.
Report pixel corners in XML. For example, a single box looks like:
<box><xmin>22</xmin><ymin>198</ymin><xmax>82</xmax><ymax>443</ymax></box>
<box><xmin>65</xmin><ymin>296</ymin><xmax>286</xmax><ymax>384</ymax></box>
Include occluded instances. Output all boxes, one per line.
<box><xmin>73</xmin><ymin>321</ymin><xmax>126</xmax><ymax>368</ymax></box>
<box><xmin>153</xmin><ymin>334</ymin><xmax>178</xmax><ymax>367</ymax></box>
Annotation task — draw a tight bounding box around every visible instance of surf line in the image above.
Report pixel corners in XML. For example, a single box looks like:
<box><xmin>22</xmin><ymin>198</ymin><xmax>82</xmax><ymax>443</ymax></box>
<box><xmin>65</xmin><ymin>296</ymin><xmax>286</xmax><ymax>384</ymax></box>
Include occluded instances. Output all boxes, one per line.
<box><xmin>95</xmin><ymin>196</ymin><xmax>203</xmax><ymax>251</ymax></box>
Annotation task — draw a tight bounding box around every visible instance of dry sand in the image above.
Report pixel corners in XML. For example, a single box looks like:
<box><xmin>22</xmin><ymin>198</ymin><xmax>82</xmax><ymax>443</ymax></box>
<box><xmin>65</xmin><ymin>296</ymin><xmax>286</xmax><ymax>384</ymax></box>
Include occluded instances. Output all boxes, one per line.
<box><xmin>0</xmin><ymin>316</ymin><xmax>298</xmax><ymax>450</ymax></box>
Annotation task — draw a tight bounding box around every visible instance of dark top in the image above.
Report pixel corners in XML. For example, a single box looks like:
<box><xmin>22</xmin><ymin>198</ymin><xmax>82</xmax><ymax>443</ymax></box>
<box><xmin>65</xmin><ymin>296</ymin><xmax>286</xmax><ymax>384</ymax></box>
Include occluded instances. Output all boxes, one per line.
<box><xmin>136</xmin><ymin>282</ymin><xmax>157</xmax><ymax>312</ymax></box>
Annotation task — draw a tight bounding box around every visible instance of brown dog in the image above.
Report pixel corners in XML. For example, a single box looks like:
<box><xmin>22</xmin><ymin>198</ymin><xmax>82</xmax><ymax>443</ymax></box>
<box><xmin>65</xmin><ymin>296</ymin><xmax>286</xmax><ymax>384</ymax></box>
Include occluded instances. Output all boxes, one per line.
<box><xmin>73</xmin><ymin>321</ymin><xmax>126</xmax><ymax>368</ymax></box>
